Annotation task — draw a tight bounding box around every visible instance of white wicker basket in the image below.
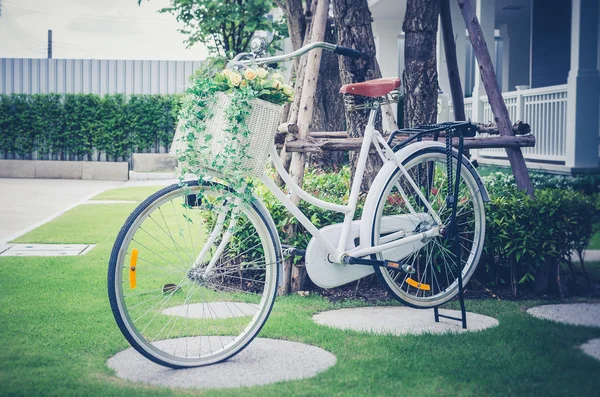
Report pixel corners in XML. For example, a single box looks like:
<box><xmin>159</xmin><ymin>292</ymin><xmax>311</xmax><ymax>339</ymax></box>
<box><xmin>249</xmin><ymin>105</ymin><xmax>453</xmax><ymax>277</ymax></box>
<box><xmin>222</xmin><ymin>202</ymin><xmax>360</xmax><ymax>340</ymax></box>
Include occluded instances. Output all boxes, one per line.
<box><xmin>171</xmin><ymin>92</ymin><xmax>282</xmax><ymax>178</ymax></box>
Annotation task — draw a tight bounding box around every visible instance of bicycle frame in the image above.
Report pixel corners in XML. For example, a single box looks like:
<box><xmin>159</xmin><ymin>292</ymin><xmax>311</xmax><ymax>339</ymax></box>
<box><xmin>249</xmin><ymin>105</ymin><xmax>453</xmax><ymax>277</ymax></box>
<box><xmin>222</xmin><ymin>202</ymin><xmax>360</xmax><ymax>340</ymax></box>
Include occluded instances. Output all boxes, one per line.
<box><xmin>258</xmin><ymin>105</ymin><xmax>443</xmax><ymax>264</ymax></box>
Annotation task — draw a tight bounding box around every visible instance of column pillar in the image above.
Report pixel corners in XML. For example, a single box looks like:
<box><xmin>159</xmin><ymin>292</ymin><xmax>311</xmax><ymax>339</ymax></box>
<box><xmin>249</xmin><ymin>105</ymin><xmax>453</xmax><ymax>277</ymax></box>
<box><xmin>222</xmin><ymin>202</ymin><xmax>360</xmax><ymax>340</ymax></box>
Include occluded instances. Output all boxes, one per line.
<box><xmin>373</xmin><ymin>19</ymin><xmax>402</xmax><ymax>79</ymax></box>
<box><xmin>470</xmin><ymin>0</ymin><xmax>495</xmax><ymax>123</ymax></box>
<box><xmin>373</xmin><ymin>18</ymin><xmax>403</xmax><ymax>129</ymax></box>
<box><xmin>565</xmin><ymin>0</ymin><xmax>600</xmax><ymax>169</ymax></box>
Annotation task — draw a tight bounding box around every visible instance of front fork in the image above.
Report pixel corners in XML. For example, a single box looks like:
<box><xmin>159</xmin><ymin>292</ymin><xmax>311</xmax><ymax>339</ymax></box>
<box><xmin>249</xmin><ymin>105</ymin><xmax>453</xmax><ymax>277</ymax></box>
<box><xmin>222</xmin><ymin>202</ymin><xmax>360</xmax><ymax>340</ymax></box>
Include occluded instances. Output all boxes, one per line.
<box><xmin>194</xmin><ymin>196</ymin><xmax>243</xmax><ymax>276</ymax></box>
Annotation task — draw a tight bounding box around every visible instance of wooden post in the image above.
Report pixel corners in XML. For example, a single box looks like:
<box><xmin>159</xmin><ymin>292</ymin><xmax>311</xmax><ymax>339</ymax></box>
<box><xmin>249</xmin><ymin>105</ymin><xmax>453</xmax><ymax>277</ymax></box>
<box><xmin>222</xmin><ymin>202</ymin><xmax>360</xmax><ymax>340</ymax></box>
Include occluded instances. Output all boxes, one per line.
<box><xmin>275</xmin><ymin>2</ymin><xmax>315</xmax><ymax>188</ymax></box>
<box><xmin>440</xmin><ymin>0</ymin><xmax>466</xmax><ymax>121</ymax></box>
<box><xmin>283</xmin><ymin>0</ymin><xmax>330</xmax><ymax>294</ymax></box>
<box><xmin>457</xmin><ymin>0</ymin><xmax>534</xmax><ymax>197</ymax></box>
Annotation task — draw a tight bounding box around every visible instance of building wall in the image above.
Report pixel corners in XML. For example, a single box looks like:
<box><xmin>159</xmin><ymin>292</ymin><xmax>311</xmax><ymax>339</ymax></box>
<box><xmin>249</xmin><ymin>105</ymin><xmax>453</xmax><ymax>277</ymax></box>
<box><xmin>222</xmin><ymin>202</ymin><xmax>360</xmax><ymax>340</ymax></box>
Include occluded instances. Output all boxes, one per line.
<box><xmin>0</xmin><ymin>58</ymin><xmax>203</xmax><ymax>95</ymax></box>
<box><xmin>506</xmin><ymin>17</ymin><xmax>531</xmax><ymax>90</ymax></box>
<box><xmin>531</xmin><ymin>0</ymin><xmax>572</xmax><ymax>88</ymax></box>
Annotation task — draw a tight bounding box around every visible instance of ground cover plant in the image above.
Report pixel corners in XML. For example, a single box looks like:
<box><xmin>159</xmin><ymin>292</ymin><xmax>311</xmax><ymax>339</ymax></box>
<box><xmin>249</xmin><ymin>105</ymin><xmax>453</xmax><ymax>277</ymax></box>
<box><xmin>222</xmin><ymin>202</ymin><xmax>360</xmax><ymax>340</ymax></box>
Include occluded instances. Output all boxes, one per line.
<box><xmin>1</xmin><ymin>186</ymin><xmax>600</xmax><ymax>396</ymax></box>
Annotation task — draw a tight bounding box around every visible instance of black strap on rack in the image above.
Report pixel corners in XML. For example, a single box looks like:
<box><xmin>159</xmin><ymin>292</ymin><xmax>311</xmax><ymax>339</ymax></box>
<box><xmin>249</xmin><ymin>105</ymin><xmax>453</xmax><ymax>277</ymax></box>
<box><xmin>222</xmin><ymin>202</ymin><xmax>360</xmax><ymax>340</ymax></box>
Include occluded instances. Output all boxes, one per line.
<box><xmin>433</xmin><ymin>129</ymin><xmax>467</xmax><ymax>329</ymax></box>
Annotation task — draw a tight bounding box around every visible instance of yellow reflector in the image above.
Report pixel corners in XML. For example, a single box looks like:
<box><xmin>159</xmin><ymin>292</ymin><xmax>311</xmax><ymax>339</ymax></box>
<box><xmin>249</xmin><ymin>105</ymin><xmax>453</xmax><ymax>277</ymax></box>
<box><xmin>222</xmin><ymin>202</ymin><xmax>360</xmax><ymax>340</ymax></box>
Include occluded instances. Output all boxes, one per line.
<box><xmin>129</xmin><ymin>248</ymin><xmax>138</xmax><ymax>290</ymax></box>
<box><xmin>407</xmin><ymin>278</ymin><xmax>430</xmax><ymax>291</ymax></box>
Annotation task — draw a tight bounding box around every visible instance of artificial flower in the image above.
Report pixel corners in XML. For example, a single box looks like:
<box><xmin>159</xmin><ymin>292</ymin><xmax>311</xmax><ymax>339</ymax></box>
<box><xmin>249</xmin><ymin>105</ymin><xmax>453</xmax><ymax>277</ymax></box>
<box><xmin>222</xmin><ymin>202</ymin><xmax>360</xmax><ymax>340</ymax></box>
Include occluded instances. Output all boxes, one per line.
<box><xmin>244</xmin><ymin>69</ymin><xmax>257</xmax><ymax>80</ymax></box>
<box><xmin>229</xmin><ymin>72</ymin><xmax>242</xmax><ymax>86</ymax></box>
<box><xmin>256</xmin><ymin>68</ymin><xmax>268</xmax><ymax>79</ymax></box>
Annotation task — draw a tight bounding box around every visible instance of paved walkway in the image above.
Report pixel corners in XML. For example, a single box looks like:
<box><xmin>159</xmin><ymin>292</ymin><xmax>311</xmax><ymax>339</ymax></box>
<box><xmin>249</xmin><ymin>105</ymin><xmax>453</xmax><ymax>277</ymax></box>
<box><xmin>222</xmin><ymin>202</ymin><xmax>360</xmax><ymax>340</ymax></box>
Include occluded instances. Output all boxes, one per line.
<box><xmin>0</xmin><ymin>178</ymin><xmax>177</xmax><ymax>245</ymax></box>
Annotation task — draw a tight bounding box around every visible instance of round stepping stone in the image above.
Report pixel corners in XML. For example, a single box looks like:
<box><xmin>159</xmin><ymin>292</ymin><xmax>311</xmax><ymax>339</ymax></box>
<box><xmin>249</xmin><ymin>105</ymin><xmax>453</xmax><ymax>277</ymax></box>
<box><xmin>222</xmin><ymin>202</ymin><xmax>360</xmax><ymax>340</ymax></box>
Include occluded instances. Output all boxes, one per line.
<box><xmin>527</xmin><ymin>303</ymin><xmax>600</xmax><ymax>328</ymax></box>
<box><xmin>313</xmin><ymin>306</ymin><xmax>498</xmax><ymax>335</ymax></box>
<box><xmin>162</xmin><ymin>302</ymin><xmax>259</xmax><ymax>319</ymax></box>
<box><xmin>107</xmin><ymin>338</ymin><xmax>336</xmax><ymax>389</ymax></box>
<box><xmin>581</xmin><ymin>338</ymin><xmax>600</xmax><ymax>361</ymax></box>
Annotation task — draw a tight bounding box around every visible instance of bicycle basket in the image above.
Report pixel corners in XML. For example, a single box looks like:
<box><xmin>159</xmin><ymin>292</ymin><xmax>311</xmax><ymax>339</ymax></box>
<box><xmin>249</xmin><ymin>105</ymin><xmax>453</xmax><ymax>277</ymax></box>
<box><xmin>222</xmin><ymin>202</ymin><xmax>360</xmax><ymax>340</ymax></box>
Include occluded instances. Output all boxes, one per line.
<box><xmin>171</xmin><ymin>91</ymin><xmax>282</xmax><ymax>178</ymax></box>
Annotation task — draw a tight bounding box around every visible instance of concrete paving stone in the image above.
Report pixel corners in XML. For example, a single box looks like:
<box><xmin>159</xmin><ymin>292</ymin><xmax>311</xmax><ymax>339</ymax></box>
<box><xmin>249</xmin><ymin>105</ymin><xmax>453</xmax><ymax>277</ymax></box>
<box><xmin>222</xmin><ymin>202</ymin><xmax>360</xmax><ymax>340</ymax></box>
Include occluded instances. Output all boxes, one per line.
<box><xmin>107</xmin><ymin>337</ymin><xmax>336</xmax><ymax>389</ymax></box>
<box><xmin>162</xmin><ymin>302</ymin><xmax>259</xmax><ymax>319</ymax></box>
<box><xmin>0</xmin><ymin>244</ymin><xmax>95</xmax><ymax>256</ymax></box>
<box><xmin>313</xmin><ymin>306</ymin><xmax>498</xmax><ymax>335</ymax></box>
<box><xmin>580</xmin><ymin>338</ymin><xmax>600</xmax><ymax>361</ymax></box>
<box><xmin>527</xmin><ymin>303</ymin><xmax>600</xmax><ymax>328</ymax></box>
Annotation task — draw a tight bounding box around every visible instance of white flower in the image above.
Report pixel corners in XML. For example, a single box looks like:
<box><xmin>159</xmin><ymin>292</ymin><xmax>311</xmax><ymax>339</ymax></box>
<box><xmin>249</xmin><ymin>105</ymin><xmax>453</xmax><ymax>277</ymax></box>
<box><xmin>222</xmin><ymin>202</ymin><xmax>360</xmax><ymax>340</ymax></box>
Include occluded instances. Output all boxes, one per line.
<box><xmin>271</xmin><ymin>72</ymin><xmax>284</xmax><ymax>82</ymax></box>
<box><xmin>229</xmin><ymin>72</ymin><xmax>242</xmax><ymax>86</ymax></box>
<box><xmin>256</xmin><ymin>68</ymin><xmax>268</xmax><ymax>79</ymax></box>
<box><xmin>282</xmin><ymin>84</ymin><xmax>293</xmax><ymax>96</ymax></box>
<box><xmin>244</xmin><ymin>68</ymin><xmax>257</xmax><ymax>80</ymax></box>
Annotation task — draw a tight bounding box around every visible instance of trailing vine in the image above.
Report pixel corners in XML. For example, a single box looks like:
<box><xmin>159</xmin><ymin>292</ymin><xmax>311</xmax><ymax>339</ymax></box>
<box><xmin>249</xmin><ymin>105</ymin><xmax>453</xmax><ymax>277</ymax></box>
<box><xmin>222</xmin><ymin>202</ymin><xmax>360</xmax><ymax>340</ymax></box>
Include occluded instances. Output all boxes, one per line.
<box><xmin>173</xmin><ymin>65</ymin><xmax>294</xmax><ymax>205</ymax></box>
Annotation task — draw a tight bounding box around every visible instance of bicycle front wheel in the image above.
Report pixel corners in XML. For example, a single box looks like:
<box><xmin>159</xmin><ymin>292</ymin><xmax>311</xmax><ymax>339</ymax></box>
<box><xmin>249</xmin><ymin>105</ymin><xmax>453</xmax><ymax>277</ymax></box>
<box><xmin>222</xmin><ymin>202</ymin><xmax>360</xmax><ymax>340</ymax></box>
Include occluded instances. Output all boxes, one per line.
<box><xmin>108</xmin><ymin>181</ymin><xmax>279</xmax><ymax>368</ymax></box>
<box><xmin>371</xmin><ymin>147</ymin><xmax>486</xmax><ymax>308</ymax></box>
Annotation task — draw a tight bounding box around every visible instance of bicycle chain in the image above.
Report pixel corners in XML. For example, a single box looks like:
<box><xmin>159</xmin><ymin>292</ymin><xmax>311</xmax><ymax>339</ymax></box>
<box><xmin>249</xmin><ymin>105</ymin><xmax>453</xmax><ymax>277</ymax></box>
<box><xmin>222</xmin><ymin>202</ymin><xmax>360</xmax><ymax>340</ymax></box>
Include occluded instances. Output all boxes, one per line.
<box><xmin>445</xmin><ymin>127</ymin><xmax>454</xmax><ymax>208</ymax></box>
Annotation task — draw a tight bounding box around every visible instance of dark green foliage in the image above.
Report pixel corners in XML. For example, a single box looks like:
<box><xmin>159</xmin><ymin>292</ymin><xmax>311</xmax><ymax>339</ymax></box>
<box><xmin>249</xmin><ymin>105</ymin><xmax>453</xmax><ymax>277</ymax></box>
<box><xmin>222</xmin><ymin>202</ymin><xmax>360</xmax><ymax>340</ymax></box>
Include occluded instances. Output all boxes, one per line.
<box><xmin>255</xmin><ymin>166</ymin><xmax>363</xmax><ymax>253</ymax></box>
<box><xmin>255</xmin><ymin>168</ymin><xmax>599</xmax><ymax>294</ymax></box>
<box><xmin>138</xmin><ymin>0</ymin><xmax>287</xmax><ymax>57</ymax></box>
<box><xmin>0</xmin><ymin>93</ymin><xmax>182</xmax><ymax>161</ymax></box>
<box><xmin>478</xmin><ymin>173</ymin><xmax>600</xmax><ymax>294</ymax></box>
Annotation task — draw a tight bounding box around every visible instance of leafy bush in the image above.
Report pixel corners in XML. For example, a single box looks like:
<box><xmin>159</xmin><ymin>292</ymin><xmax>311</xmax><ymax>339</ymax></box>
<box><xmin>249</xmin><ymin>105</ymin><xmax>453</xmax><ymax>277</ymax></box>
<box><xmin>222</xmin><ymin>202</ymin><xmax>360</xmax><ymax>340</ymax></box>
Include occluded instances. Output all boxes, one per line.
<box><xmin>477</xmin><ymin>173</ymin><xmax>600</xmax><ymax>295</ymax></box>
<box><xmin>0</xmin><ymin>93</ymin><xmax>181</xmax><ymax>161</ymax></box>
<box><xmin>252</xmin><ymin>168</ymin><xmax>599</xmax><ymax>295</ymax></box>
<box><xmin>255</xmin><ymin>166</ymin><xmax>362</xmax><ymax>252</ymax></box>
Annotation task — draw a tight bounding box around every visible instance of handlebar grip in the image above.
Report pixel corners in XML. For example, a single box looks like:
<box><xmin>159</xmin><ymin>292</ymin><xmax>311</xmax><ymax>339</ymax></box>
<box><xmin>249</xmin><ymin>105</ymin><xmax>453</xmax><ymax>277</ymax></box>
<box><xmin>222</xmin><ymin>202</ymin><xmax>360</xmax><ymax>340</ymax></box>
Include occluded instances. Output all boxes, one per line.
<box><xmin>333</xmin><ymin>46</ymin><xmax>367</xmax><ymax>59</ymax></box>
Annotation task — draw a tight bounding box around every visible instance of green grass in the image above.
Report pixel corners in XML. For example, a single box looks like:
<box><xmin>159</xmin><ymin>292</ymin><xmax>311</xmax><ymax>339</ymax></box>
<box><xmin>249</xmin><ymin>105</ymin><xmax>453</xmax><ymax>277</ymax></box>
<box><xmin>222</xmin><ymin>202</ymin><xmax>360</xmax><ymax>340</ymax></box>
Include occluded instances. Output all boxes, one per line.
<box><xmin>588</xmin><ymin>227</ymin><xmax>600</xmax><ymax>250</ymax></box>
<box><xmin>90</xmin><ymin>185</ymin><xmax>164</xmax><ymax>201</ymax></box>
<box><xmin>2</xmin><ymin>188</ymin><xmax>600</xmax><ymax>396</ymax></box>
<box><xmin>476</xmin><ymin>164</ymin><xmax>512</xmax><ymax>178</ymax></box>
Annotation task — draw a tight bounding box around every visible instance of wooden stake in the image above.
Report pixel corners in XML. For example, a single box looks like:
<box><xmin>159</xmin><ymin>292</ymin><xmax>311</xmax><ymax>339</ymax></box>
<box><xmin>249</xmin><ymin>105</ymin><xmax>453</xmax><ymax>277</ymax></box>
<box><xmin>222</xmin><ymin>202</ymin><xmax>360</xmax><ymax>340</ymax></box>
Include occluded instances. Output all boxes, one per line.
<box><xmin>457</xmin><ymin>0</ymin><xmax>534</xmax><ymax>196</ymax></box>
<box><xmin>285</xmin><ymin>0</ymin><xmax>330</xmax><ymax>293</ymax></box>
<box><xmin>440</xmin><ymin>0</ymin><xmax>466</xmax><ymax>121</ymax></box>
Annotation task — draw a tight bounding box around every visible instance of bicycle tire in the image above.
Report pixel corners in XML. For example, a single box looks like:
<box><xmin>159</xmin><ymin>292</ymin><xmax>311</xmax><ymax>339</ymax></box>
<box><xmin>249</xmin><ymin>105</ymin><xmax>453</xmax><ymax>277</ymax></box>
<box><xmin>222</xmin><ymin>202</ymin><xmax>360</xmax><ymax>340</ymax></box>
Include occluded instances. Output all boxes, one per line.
<box><xmin>108</xmin><ymin>181</ymin><xmax>279</xmax><ymax>368</ymax></box>
<box><xmin>370</xmin><ymin>146</ymin><xmax>486</xmax><ymax>308</ymax></box>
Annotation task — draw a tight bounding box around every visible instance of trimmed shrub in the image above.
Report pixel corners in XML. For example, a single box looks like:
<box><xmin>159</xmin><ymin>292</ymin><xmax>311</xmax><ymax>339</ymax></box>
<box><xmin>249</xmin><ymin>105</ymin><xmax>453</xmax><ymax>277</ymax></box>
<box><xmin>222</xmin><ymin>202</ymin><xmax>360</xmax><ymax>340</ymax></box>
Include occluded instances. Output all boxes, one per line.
<box><xmin>0</xmin><ymin>93</ymin><xmax>182</xmax><ymax>161</ymax></box>
<box><xmin>479</xmin><ymin>172</ymin><xmax>599</xmax><ymax>295</ymax></box>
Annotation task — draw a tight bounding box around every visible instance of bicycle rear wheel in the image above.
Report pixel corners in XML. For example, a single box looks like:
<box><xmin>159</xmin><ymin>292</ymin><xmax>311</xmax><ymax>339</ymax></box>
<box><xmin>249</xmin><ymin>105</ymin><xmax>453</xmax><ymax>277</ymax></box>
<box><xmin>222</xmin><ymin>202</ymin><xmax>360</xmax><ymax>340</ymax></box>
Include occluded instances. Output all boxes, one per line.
<box><xmin>371</xmin><ymin>147</ymin><xmax>486</xmax><ymax>308</ymax></box>
<box><xmin>108</xmin><ymin>181</ymin><xmax>279</xmax><ymax>368</ymax></box>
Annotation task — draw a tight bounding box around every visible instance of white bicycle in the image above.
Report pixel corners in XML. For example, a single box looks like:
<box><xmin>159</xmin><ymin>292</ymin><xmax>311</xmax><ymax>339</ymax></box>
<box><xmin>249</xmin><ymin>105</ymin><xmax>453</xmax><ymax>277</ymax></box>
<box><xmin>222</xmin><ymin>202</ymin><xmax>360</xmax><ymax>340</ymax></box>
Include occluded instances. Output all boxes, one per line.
<box><xmin>108</xmin><ymin>42</ymin><xmax>489</xmax><ymax>368</ymax></box>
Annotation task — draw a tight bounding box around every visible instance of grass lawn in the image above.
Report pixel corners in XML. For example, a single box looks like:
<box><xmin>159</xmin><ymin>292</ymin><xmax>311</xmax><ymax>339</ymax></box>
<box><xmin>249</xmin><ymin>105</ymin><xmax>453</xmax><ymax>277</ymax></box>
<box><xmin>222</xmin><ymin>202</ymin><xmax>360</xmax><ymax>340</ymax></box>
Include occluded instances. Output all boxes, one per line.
<box><xmin>2</xmin><ymin>186</ymin><xmax>600</xmax><ymax>396</ymax></box>
<box><xmin>90</xmin><ymin>185</ymin><xmax>164</xmax><ymax>202</ymax></box>
<box><xmin>588</xmin><ymin>228</ymin><xmax>600</xmax><ymax>250</ymax></box>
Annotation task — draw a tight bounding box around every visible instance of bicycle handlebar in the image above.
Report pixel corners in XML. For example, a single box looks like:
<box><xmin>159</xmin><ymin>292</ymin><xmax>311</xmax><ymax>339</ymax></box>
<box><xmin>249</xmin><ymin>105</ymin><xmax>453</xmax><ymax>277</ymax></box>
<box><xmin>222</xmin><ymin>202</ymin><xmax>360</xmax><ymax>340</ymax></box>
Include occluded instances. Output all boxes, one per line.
<box><xmin>333</xmin><ymin>46</ymin><xmax>366</xmax><ymax>59</ymax></box>
<box><xmin>231</xmin><ymin>42</ymin><xmax>368</xmax><ymax>67</ymax></box>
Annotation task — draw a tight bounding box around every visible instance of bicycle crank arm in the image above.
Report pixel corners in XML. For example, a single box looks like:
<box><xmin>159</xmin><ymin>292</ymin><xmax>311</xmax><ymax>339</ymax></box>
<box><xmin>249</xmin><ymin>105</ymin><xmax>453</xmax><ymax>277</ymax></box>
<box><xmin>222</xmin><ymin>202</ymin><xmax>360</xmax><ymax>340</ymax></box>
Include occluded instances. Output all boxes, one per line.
<box><xmin>341</xmin><ymin>255</ymin><xmax>416</xmax><ymax>274</ymax></box>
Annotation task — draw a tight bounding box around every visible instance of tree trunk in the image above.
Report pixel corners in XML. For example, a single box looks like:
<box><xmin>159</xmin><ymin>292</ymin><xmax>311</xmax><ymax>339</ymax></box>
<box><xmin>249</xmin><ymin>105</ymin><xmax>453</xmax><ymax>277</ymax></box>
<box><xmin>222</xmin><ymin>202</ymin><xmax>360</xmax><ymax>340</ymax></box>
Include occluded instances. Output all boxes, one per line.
<box><xmin>309</xmin><ymin>18</ymin><xmax>346</xmax><ymax>168</ymax></box>
<box><xmin>403</xmin><ymin>0</ymin><xmax>440</xmax><ymax>127</ymax></box>
<box><xmin>332</xmin><ymin>0</ymin><xmax>382</xmax><ymax>192</ymax></box>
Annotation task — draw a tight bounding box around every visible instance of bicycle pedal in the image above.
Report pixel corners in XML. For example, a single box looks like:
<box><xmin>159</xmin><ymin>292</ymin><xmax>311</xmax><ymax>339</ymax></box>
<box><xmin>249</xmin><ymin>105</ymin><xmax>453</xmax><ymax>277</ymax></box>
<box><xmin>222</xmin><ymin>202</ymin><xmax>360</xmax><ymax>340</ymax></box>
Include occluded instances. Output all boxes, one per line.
<box><xmin>282</xmin><ymin>246</ymin><xmax>306</xmax><ymax>258</ymax></box>
<box><xmin>343</xmin><ymin>256</ymin><xmax>415</xmax><ymax>275</ymax></box>
<box><xmin>384</xmin><ymin>260</ymin><xmax>416</xmax><ymax>274</ymax></box>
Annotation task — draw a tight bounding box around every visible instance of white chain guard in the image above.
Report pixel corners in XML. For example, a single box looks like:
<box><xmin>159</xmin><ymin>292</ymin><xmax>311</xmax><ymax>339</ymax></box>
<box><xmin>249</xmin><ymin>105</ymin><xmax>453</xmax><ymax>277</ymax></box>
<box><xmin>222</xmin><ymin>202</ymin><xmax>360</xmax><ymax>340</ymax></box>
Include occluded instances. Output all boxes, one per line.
<box><xmin>305</xmin><ymin>220</ymin><xmax>370</xmax><ymax>289</ymax></box>
<box><xmin>305</xmin><ymin>214</ymin><xmax>429</xmax><ymax>289</ymax></box>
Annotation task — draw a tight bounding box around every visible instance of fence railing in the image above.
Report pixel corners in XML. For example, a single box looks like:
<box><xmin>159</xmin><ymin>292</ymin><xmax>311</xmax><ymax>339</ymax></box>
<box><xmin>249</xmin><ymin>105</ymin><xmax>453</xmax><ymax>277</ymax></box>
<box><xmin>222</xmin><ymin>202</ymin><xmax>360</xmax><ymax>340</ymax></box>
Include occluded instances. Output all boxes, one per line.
<box><xmin>446</xmin><ymin>84</ymin><xmax>568</xmax><ymax>164</ymax></box>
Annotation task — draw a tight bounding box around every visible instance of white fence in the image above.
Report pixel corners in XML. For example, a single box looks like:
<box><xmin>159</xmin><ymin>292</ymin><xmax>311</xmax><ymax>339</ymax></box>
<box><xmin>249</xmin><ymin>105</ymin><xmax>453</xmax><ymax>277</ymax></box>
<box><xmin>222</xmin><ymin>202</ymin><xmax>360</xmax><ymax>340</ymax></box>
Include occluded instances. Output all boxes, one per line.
<box><xmin>446</xmin><ymin>84</ymin><xmax>568</xmax><ymax>164</ymax></box>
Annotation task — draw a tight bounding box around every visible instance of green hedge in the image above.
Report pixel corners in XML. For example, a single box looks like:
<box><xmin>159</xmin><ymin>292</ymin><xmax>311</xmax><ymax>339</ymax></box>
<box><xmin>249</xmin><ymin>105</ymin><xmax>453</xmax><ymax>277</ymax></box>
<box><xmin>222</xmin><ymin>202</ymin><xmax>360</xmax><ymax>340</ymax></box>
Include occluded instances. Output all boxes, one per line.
<box><xmin>255</xmin><ymin>167</ymin><xmax>600</xmax><ymax>294</ymax></box>
<box><xmin>0</xmin><ymin>93</ymin><xmax>181</xmax><ymax>161</ymax></box>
